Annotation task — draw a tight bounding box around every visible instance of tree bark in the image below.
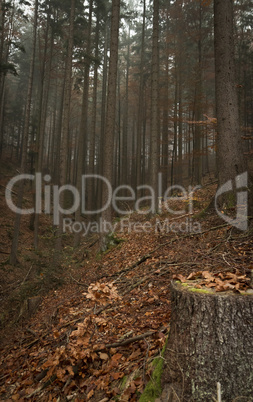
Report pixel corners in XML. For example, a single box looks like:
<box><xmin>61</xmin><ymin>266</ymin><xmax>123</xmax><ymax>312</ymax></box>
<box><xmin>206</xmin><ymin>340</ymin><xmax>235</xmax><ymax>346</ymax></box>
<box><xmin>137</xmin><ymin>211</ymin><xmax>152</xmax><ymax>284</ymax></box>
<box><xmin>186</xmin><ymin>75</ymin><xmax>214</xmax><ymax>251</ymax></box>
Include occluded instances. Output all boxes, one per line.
<box><xmin>136</xmin><ymin>0</ymin><xmax>146</xmax><ymax>193</ymax></box>
<box><xmin>74</xmin><ymin>0</ymin><xmax>93</xmax><ymax>247</ymax></box>
<box><xmin>56</xmin><ymin>0</ymin><xmax>75</xmax><ymax>251</ymax></box>
<box><xmin>162</xmin><ymin>281</ymin><xmax>253</xmax><ymax>401</ymax></box>
<box><xmin>100</xmin><ymin>0</ymin><xmax>120</xmax><ymax>251</ymax></box>
<box><xmin>121</xmin><ymin>25</ymin><xmax>130</xmax><ymax>191</ymax></box>
<box><xmin>0</xmin><ymin>0</ymin><xmax>6</xmax><ymax>157</ymax></box>
<box><xmin>192</xmin><ymin>3</ymin><xmax>203</xmax><ymax>185</ymax></box>
<box><xmin>87</xmin><ymin>3</ymin><xmax>99</xmax><ymax>215</ymax></box>
<box><xmin>97</xmin><ymin>18</ymin><xmax>109</xmax><ymax>213</ymax></box>
<box><xmin>33</xmin><ymin>12</ymin><xmax>53</xmax><ymax>248</ymax></box>
<box><xmin>150</xmin><ymin>0</ymin><xmax>160</xmax><ymax>212</ymax></box>
<box><xmin>214</xmin><ymin>0</ymin><xmax>246</xmax><ymax>198</ymax></box>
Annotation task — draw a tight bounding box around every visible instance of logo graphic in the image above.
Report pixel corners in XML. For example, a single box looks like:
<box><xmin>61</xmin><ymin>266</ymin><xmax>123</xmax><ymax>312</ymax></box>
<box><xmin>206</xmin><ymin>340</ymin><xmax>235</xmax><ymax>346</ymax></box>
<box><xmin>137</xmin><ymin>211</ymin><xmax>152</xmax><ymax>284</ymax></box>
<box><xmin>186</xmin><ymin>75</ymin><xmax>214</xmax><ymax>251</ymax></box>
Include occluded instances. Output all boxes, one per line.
<box><xmin>215</xmin><ymin>172</ymin><xmax>248</xmax><ymax>231</ymax></box>
<box><xmin>4</xmin><ymin>173</ymin><xmax>202</xmax><ymax>235</ymax></box>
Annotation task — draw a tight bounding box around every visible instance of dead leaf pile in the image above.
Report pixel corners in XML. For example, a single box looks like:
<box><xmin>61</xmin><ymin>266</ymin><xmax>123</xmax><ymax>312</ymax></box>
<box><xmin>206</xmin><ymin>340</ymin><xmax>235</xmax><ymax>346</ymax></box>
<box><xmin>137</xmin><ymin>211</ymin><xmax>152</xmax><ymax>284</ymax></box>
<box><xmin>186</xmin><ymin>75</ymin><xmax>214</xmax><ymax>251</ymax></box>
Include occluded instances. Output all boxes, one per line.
<box><xmin>84</xmin><ymin>282</ymin><xmax>121</xmax><ymax>305</ymax></box>
<box><xmin>0</xmin><ymin>277</ymin><xmax>170</xmax><ymax>401</ymax></box>
<box><xmin>173</xmin><ymin>270</ymin><xmax>252</xmax><ymax>293</ymax></box>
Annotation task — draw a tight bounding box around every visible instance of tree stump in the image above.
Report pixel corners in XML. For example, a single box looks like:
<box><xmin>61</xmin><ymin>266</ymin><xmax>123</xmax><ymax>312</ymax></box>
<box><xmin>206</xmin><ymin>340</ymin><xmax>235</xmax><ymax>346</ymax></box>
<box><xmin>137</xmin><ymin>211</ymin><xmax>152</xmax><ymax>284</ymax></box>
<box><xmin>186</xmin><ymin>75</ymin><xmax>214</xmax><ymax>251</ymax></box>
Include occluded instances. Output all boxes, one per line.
<box><xmin>162</xmin><ymin>281</ymin><xmax>253</xmax><ymax>401</ymax></box>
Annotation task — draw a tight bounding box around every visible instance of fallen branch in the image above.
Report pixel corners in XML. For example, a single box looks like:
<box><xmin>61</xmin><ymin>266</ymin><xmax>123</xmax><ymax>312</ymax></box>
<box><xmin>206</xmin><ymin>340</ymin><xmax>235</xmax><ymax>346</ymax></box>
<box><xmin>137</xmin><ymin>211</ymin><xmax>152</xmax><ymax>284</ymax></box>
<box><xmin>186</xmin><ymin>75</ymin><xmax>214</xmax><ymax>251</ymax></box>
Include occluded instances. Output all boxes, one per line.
<box><xmin>25</xmin><ymin>328</ymin><xmax>37</xmax><ymax>337</ymax></box>
<box><xmin>112</xmin><ymin>254</ymin><xmax>151</xmax><ymax>280</ymax></box>
<box><xmin>88</xmin><ymin>237</ymin><xmax>99</xmax><ymax>248</ymax></box>
<box><xmin>24</xmin><ymin>334</ymin><xmax>47</xmax><ymax>349</ymax></box>
<box><xmin>55</xmin><ymin>302</ymin><xmax>112</xmax><ymax>331</ymax></box>
<box><xmin>0</xmin><ymin>184</ymin><xmax>30</xmax><ymax>201</ymax></box>
<box><xmin>69</xmin><ymin>272</ymin><xmax>88</xmax><ymax>287</ymax></box>
<box><xmin>0</xmin><ymin>183</ymin><xmax>18</xmax><ymax>195</ymax></box>
<box><xmin>168</xmin><ymin>213</ymin><xmax>193</xmax><ymax>222</ymax></box>
<box><xmin>21</xmin><ymin>264</ymin><xmax>33</xmax><ymax>285</ymax></box>
<box><xmin>122</xmin><ymin>276</ymin><xmax>151</xmax><ymax>295</ymax></box>
<box><xmin>25</xmin><ymin>374</ymin><xmax>57</xmax><ymax>399</ymax></box>
<box><xmin>95</xmin><ymin>253</ymin><xmax>151</xmax><ymax>284</ymax></box>
<box><xmin>94</xmin><ymin>329</ymin><xmax>161</xmax><ymax>352</ymax></box>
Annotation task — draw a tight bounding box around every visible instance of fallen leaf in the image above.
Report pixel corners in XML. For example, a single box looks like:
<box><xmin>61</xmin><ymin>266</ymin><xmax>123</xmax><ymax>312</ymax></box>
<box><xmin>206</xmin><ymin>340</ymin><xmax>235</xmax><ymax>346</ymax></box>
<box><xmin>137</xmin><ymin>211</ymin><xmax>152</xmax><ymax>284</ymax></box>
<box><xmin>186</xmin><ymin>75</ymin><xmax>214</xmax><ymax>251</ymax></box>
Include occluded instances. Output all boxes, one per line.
<box><xmin>205</xmin><ymin>282</ymin><xmax>216</xmax><ymax>288</ymax></box>
<box><xmin>187</xmin><ymin>271</ymin><xmax>202</xmax><ymax>280</ymax></box>
<box><xmin>99</xmin><ymin>352</ymin><xmax>109</xmax><ymax>360</ymax></box>
<box><xmin>111</xmin><ymin>353</ymin><xmax>123</xmax><ymax>362</ymax></box>
<box><xmin>202</xmin><ymin>271</ymin><xmax>215</xmax><ymax>281</ymax></box>
<box><xmin>173</xmin><ymin>274</ymin><xmax>187</xmax><ymax>282</ymax></box>
<box><xmin>87</xmin><ymin>389</ymin><xmax>94</xmax><ymax>400</ymax></box>
<box><xmin>111</xmin><ymin>372</ymin><xmax>124</xmax><ymax>380</ymax></box>
<box><xmin>11</xmin><ymin>394</ymin><xmax>21</xmax><ymax>401</ymax></box>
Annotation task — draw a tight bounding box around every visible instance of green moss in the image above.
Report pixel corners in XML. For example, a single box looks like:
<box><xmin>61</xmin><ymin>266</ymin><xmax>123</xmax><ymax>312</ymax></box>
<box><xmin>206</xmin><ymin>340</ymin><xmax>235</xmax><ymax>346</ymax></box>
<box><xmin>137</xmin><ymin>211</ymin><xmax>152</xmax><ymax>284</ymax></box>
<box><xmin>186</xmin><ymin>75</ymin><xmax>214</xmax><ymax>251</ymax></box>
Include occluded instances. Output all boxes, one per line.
<box><xmin>120</xmin><ymin>375</ymin><xmax>128</xmax><ymax>390</ymax></box>
<box><xmin>192</xmin><ymin>202</ymin><xmax>211</xmax><ymax>219</ymax></box>
<box><xmin>95</xmin><ymin>252</ymin><xmax>102</xmax><ymax>261</ymax></box>
<box><xmin>100</xmin><ymin>233</ymin><xmax>125</xmax><ymax>255</ymax></box>
<box><xmin>108</xmin><ymin>233</ymin><xmax>125</xmax><ymax>246</ymax></box>
<box><xmin>139</xmin><ymin>339</ymin><xmax>168</xmax><ymax>402</ymax></box>
<box><xmin>188</xmin><ymin>287</ymin><xmax>212</xmax><ymax>294</ymax></box>
<box><xmin>176</xmin><ymin>281</ymin><xmax>213</xmax><ymax>294</ymax></box>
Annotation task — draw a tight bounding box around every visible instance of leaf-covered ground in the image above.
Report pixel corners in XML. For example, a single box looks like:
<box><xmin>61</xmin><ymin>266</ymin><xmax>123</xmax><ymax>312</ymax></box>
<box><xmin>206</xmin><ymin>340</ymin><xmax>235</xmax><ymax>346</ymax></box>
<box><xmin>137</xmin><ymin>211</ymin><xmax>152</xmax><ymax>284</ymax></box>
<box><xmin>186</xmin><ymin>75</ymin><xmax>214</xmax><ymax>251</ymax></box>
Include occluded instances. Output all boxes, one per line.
<box><xmin>0</xmin><ymin>159</ymin><xmax>252</xmax><ymax>401</ymax></box>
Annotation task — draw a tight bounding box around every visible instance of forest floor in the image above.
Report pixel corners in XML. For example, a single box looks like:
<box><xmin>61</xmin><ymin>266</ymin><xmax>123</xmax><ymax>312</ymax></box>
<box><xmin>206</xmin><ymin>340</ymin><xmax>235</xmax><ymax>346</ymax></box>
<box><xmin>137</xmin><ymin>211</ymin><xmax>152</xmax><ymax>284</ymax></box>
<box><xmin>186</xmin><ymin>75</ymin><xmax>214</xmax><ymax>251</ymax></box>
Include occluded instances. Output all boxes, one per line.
<box><xmin>0</xmin><ymin>154</ymin><xmax>253</xmax><ymax>402</ymax></box>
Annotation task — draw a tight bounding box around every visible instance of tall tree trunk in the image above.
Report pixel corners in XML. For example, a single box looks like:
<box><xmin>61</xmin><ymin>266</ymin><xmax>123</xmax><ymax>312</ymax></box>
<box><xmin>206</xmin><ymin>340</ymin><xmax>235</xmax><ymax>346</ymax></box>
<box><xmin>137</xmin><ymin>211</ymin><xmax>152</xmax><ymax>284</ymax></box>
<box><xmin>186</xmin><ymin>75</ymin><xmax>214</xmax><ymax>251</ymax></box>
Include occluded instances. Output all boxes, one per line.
<box><xmin>74</xmin><ymin>0</ymin><xmax>93</xmax><ymax>247</ymax></box>
<box><xmin>116</xmin><ymin>62</ymin><xmax>121</xmax><ymax>188</ymax></box>
<box><xmin>121</xmin><ymin>25</ymin><xmax>130</xmax><ymax>190</ymax></box>
<box><xmin>87</xmin><ymin>8</ymin><xmax>99</xmax><ymax>215</ymax></box>
<box><xmin>161</xmin><ymin>3</ymin><xmax>169</xmax><ymax>194</ymax></box>
<box><xmin>150</xmin><ymin>0</ymin><xmax>159</xmax><ymax>212</ymax></box>
<box><xmin>33</xmin><ymin>13</ymin><xmax>53</xmax><ymax>248</ymax></box>
<box><xmin>192</xmin><ymin>4</ymin><xmax>203</xmax><ymax>185</ymax></box>
<box><xmin>97</xmin><ymin>18</ymin><xmax>109</xmax><ymax>213</ymax></box>
<box><xmin>0</xmin><ymin>0</ymin><xmax>6</xmax><ymax>157</ymax></box>
<box><xmin>56</xmin><ymin>0</ymin><xmax>75</xmax><ymax>251</ymax></box>
<box><xmin>100</xmin><ymin>0</ymin><xmax>120</xmax><ymax>251</ymax></box>
<box><xmin>141</xmin><ymin>86</ymin><xmax>147</xmax><ymax>194</ymax></box>
<box><xmin>136</xmin><ymin>0</ymin><xmax>146</xmax><ymax>193</ymax></box>
<box><xmin>214</xmin><ymin>0</ymin><xmax>246</xmax><ymax>202</ymax></box>
<box><xmin>178</xmin><ymin>57</ymin><xmax>183</xmax><ymax>185</ymax></box>
<box><xmin>49</xmin><ymin>83</ymin><xmax>57</xmax><ymax>174</ymax></box>
<box><xmin>0</xmin><ymin>79</ymin><xmax>6</xmax><ymax>156</ymax></box>
<box><xmin>171</xmin><ymin>78</ymin><xmax>178</xmax><ymax>187</ymax></box>
<box><xmin>9</xmin><ymin>0</ymin><xmax>38</xmax><ymax>265</ymax></box>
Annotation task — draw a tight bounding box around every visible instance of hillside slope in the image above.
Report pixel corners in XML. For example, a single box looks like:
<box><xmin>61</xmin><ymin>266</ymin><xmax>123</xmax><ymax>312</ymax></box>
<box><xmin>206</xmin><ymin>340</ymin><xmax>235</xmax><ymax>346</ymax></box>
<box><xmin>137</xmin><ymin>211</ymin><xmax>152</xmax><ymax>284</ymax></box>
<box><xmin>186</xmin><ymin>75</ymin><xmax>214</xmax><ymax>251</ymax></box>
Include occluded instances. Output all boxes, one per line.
<box><xmin>0</xmin><ymin>160</ymin><xmax>252</xmax><ymax>401</ymax></box>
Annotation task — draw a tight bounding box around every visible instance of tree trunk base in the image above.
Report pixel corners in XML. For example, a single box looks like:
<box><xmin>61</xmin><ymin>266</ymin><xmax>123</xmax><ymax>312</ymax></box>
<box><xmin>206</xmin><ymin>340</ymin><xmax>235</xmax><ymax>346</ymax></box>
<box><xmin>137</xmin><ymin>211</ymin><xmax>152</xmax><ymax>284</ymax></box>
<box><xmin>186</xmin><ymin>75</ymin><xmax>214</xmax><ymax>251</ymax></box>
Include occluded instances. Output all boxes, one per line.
<box><xmin>162</xmin><ymin>281</ymin><xmax>253</xmax><ymax>401</ymax></box>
